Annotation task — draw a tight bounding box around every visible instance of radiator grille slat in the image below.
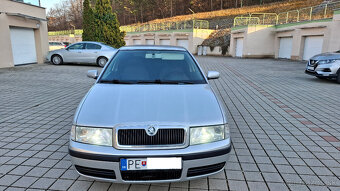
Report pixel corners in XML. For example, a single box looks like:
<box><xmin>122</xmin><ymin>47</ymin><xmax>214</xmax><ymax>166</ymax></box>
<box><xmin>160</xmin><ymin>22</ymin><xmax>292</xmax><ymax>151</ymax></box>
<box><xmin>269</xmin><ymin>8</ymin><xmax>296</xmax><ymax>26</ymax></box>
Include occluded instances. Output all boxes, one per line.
<box><xmin>118</xmin><ymin>129</ymin><xmax>185</xmax><ymax>145</ymax></box>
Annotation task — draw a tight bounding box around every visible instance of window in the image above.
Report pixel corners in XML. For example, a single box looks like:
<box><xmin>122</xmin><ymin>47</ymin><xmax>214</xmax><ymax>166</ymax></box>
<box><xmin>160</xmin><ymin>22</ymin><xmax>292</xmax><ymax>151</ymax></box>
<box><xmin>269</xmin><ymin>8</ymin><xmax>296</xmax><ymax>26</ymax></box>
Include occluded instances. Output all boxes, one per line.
<box><xmin>68</xmin><ymin>43</ymin><xmax>85</xmax><ymax>50</ymax></box>
<box><xmin>99</xmin><ymin>50</ymin><xmax>206</xmax><ymax>84</ymax></box>
<box><xmin>86</xmin><ymin>43</ymin><xmax>101</xmax><ymax>50</ymax></box>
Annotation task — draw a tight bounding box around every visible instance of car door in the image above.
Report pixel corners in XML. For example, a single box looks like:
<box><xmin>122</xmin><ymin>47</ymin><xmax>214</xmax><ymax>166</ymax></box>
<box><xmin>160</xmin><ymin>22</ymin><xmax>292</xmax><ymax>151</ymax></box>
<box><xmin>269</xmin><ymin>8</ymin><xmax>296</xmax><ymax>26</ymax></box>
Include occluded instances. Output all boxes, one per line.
<box><xmin>83</xmin><ymin>43</ymin><xmax>102</xmax><ymax>63</ymax></box>
<box><xmin>63</xmin><ymin>43</ymin><xmax>85</xmax><ymax>63</ymax></box>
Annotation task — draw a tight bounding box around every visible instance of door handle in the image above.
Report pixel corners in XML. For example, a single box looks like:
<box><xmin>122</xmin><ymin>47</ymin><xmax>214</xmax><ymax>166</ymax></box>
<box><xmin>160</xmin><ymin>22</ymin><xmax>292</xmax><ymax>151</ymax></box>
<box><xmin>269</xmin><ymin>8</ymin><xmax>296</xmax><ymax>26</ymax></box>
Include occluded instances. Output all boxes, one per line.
<box><xmin>77</xmin><ymin>52</ymin><xmax>81</xmax><ymax>53</ymax></box>
<box><xmin>94</xmin><ymin>52</ymin><xmax>98</xmax><ymax>53</ymax></box>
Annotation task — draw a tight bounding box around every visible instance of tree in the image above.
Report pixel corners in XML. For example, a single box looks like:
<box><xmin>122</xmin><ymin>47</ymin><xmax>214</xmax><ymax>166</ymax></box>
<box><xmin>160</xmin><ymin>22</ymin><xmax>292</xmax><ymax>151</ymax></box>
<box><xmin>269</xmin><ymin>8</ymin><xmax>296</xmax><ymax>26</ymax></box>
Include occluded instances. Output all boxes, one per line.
<box><xmin>82</xmin><ymin>0</ymin><xmax>95</xmax><ymax>41</ymax></box>
<box><xmin>93</xmin><ymin>0</ymin><xmax>126</xmax><ymax>48</ymax></box>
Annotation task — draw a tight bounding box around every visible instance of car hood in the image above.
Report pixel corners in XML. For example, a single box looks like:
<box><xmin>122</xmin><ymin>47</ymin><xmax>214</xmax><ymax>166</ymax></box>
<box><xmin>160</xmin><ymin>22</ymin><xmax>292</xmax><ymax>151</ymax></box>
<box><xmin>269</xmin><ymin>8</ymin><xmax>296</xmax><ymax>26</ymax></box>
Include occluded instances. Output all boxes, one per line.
<box><xmin>310</xmin><ymin>52</ymin><xmax>340</xmax><ymax>60</ymax></box>
<box><xmin>76</xmin><ymin>84</ymin><xmax>224</xmax><ymax>127</ymax></box>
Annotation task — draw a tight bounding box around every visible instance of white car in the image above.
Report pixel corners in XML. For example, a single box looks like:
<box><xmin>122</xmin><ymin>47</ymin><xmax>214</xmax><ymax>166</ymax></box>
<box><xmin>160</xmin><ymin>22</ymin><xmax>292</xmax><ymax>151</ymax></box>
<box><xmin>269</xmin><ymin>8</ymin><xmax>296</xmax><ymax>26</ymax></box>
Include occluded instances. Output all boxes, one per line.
<box><xmin>49</xmin><ymin>41</ymin><xmax>66</xmax><ymax>51</ymax></box>
<box><xmin>47</xmin><ymin>41</ymin><xmax>117</xmax><ymax>67</ymax></box>
<box><xmin>305</xmin><ymin>50</ymin><xmax>340</xmax><ymax>83</ymax></box>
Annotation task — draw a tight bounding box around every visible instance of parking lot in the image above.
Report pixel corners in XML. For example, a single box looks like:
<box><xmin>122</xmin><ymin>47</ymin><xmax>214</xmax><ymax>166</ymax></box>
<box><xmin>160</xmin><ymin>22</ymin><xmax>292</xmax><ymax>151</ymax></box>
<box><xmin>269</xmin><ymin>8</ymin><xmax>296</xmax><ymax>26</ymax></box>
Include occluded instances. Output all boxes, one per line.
<box><xmin>0</xmin><ymin>57</ymin><xmax>339</xmax><ymax>191</ymax></box>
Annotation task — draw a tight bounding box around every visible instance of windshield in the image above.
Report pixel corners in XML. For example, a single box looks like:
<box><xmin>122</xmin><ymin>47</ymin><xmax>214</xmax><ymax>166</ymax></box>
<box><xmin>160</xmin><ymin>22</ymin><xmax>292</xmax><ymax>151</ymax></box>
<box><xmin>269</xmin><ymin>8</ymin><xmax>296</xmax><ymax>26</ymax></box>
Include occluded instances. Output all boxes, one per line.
<box><xmin>99</xmin><ymin>50</ymin><xmax>206</xmax><ymax>84</ymax></box>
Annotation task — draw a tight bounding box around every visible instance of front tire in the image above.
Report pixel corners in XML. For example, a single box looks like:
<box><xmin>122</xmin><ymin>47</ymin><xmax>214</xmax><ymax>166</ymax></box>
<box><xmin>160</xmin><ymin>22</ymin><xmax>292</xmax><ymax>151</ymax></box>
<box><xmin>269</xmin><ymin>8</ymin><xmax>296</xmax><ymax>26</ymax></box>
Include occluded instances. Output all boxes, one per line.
<box><xmin>51</xmin><ymin>55</ymin><xmax>63</xmax><ymax>65</ymax></box>
<box><xmin>336</xmin><ymin>72</ymin><xmax>340</xmax><ymax>84</ymax></box>
<box><xmin>97</xmin><ymin>57</ymin><xmax>108</xmax><ymax>68</ymax></box>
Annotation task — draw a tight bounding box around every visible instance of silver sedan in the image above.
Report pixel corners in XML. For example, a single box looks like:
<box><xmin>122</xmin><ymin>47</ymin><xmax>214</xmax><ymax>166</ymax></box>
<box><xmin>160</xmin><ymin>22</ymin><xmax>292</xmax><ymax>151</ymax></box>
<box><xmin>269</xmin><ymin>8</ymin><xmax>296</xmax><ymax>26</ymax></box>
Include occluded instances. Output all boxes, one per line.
<box><xmin>46</xmin><ymin>41</ymin><xmax>117</xmax><ymax>67</ymax></box>
<box><xmin>69</xmin><ymin>46</ymin><xmax>231</xmax><ymax>183</ymax></box>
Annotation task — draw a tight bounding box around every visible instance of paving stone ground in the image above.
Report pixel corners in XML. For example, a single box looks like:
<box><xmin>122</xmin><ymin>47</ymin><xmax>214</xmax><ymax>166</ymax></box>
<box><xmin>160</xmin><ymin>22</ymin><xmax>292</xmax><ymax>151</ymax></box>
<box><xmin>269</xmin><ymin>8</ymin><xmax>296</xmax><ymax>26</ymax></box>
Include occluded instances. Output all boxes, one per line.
<box><xmin>0</xmin><ymin>57</ymin><xmax>339</xmax><ymax>191</ymax></box>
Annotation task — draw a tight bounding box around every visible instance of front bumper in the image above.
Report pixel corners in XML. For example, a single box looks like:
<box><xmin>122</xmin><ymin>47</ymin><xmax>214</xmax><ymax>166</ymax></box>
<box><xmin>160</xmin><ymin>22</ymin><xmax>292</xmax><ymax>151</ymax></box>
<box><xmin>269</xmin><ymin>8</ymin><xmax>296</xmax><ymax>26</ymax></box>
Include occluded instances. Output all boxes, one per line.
<box><xmin>305</xmin><ymin>61</ymin><xmax>338</xmax><ymax>78</ymax></box>
<box><xmin>69</xmin><ymin>139</ymin><xmax>231</xmax><ymax>183</ymax></box>
<box><xmin>305</xmin><ymin>70</ymin><xmax>337</xmax><ymax>78</ymax></box>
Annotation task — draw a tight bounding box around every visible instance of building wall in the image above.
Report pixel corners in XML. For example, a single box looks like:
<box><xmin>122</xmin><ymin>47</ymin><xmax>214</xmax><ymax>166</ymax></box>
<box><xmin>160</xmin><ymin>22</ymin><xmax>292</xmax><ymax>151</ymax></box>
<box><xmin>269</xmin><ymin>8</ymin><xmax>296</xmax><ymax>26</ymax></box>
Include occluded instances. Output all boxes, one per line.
<box><xmin>0</xmin><ymin>0</ymin><xmax>48</xmax><ymax>68</ymax></box>
<box><xmin>192</xmin><ymin>29</ymin><xmax>215</xmax><ymax>54</ymax></box>
<box><xmin>124</xmin><ymin>30</ymin><xmax>194</xmax><ymax>52</ymax></box>
<box><xmin>230</xmin><ymin>25</ymin><xmax>276</xmax><ymax>58</ymax></box>
<box><xmin>230</xmin><ymin>10</ymin><xmax>340</xmax><ymax>60</ymax></box>
<box><xmin>123</xmin><ymin>29</ymin><xmax>215</xmax><ymax>54</ymax></box>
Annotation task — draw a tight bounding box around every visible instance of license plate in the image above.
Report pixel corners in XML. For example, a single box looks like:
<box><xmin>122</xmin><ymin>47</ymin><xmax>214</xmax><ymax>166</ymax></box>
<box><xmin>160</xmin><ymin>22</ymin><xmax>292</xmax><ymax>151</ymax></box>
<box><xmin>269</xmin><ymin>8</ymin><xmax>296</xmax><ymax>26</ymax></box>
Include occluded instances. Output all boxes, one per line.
<box><xmin>307</xmin><ymin>66</ymin><xmax>314</xmax><ymax>71</ymax></box>
<box><xmin>120</xmin><ymin>157</ymin><xmax>182</xmax><ymax>171</ymax></box>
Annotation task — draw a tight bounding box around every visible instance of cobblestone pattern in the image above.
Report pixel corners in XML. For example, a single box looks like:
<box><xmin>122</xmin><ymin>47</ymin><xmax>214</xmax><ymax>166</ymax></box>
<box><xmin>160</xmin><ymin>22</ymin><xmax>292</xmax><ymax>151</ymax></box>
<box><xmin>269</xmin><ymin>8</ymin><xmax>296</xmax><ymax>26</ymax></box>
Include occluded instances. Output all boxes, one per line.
<box><xmin>0</xmin><ymin>57</ymin><xmax>339</xmax><ymax>191</ymax></box>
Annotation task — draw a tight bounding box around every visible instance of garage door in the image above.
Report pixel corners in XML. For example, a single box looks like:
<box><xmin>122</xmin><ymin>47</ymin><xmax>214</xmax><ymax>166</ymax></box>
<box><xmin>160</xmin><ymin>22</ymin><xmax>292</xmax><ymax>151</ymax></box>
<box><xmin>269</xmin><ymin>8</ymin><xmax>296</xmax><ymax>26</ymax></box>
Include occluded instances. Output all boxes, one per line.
<box><xmin>235</xmin><ymin>38</ymin><xmax>243</xmax><ymax>57</ymax></box>
<box><xmin>176</xmin><ymin>39</ymin><xmax>189</xmax><ymax>50</ymax></box>
<box><xmin>160</xmin><ymin>39</ymin><xmax>171</xmax><ymax>46</ymax></box>
<box><xmin>133</xmin><ymin>39</ymin><xmax>142</xmax><ymax>45</ymax></box>
<box><xmin>10</xmin><ymin>27</ymin><xmax>37</xmax><ymax>65</ymax></box>
<box><xmin>146</xmin><ymin>39</ymin><xmax>155</xmax><ymax>45</ymax></box>
<box><xmin>278</xmin><ymin>37</ymin><xmax>293</xmax><ymax>59</ymax></box>
<box><xmin>303</xmin><ymin>36</ymin><xmax>323</xmax><ymax>60</ymax></box>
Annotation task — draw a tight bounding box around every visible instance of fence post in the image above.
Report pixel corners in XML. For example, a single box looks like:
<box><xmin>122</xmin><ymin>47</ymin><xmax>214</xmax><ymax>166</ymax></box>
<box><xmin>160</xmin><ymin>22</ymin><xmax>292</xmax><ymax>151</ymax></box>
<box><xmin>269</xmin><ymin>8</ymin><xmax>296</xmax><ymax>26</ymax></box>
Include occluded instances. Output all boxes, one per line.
<box><xmin>263</xmin><ymin>14</ymin><xmax>265</xmax><ymax>25</ymax></box>
<box><xmin>297</xmin><ymin>10</ymin><xmax>300</xmax><ymax>22</ymax></box>
<box><xmin>310</xmin><ymin>7</ymin><xmax>313</xmax><ymax>20</ymax></box>
<box><xmin>324</xmin><ymin>4</ymin><xmax>328</xmax><ymax>18</ymax></box>
<box><xmin>286</xmin><ymin>12</ymin><xmax>289</xmax><ymax>24</ymax></box>
<box><xmin>276</xmin><ymin>14</ymin><xmax>278</xmax><ymax>25</ymax></box>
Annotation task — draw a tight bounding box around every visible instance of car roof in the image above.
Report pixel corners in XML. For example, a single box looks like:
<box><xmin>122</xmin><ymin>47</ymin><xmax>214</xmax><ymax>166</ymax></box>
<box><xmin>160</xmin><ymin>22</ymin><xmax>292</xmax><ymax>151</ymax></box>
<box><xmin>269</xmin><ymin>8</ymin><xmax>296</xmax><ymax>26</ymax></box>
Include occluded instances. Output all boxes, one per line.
<box><xmin>119</xmin><ymin>45</ymin><xmax>187</xmax><ymax>51</ymax></box>
<box><xmin>79</xmin><ymin>41</ymin><xmax>103</xmax><ymax>44</ymax></box>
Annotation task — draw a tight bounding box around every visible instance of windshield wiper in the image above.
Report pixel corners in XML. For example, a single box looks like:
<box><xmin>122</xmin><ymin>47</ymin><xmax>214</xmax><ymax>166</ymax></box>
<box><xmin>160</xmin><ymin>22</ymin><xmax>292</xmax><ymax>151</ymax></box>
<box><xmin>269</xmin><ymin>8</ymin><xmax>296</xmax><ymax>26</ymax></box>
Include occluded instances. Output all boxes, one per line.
<box><xmin>99</xmin><ymin>80</ymin><xmax>135</xmax><ymax>84</ymax></box>
<box><xmin>100</xmin><ymin>79</ymin><xmax>196</xmax><ymax>84</ymax></box>
<box><xmin>137</xmin><ymin>80</ymin><xmax>195</xmax><ymax>84</ymax></box>
<box><xmin>136</xmin><ymin>80</ymin><xmax>162</xmax><ymax>84</ymax></box>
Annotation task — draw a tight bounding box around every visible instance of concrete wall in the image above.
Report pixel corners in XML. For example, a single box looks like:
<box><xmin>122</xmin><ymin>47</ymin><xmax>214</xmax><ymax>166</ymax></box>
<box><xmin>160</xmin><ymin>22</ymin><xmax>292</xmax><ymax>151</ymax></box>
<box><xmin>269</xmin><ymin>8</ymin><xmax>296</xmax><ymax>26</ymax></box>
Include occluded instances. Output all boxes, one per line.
<box><xmin>230</xmin><ymin>25</ymin><xmax>276</xmax><ymax>58</ymax></box>
<box><xmin>275</xmin><ymin>21</ymin><xmax>330</xmax><ymax>60</ymax></box>
<box><xmin>123</xmin><ymin>29</ymin><xmax>215</xmax><ymax>54</ymax></box>
<box><xmin>230</xmin><ymin>10</ymin><xmax>340</xmax><ymax>60</ymax></box>
<box><xmin>49</xmin><ymin>35</ymin><xmax>82</xmax><ymax>44</ymax></box>
<box><xmin>0</xmin><ymin>0</ymin><xmax>48</xmax><ymax>68</ymax></box>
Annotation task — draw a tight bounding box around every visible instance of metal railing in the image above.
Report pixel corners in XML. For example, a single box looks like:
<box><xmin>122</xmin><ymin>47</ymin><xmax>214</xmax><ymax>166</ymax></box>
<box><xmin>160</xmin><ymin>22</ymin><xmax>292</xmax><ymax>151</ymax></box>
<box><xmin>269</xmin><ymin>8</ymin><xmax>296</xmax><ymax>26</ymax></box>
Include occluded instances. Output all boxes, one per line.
<box><xmin>48</xmin><ymin>29</ymin><xmax>83</xmax><ymax>36</ymax></box>
<box><xmin>120</xmin><ymin>19</ymin><xmax>209</xmax><ymax>33</ymax></box>
<box><xmin>233</xmin><ymin>17</ymin><xmax>260</xmax><ymax>27</ymax></box>
<box><xmin>234</xmin><ymin>1</ymin><xmax>340</xmax><ymax>27</ymax></box>
<box><xmin>48</xmin><ymin>20</ymin><xmax>209</xmax><ymax>36</ymax></box>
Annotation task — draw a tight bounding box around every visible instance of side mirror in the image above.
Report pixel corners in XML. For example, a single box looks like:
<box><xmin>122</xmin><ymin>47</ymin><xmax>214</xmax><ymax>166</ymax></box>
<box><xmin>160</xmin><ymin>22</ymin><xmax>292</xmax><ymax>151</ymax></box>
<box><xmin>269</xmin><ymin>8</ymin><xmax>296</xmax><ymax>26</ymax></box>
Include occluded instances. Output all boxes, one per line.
<box><xmin>87</xmin><ymin>70</ymin><xmax>98</xmax><ymax>79</ymax></box>
<box><xmin>207</xmin><ymin>71</ymin><xmax>220</xmax><ymax>80</ymax></box>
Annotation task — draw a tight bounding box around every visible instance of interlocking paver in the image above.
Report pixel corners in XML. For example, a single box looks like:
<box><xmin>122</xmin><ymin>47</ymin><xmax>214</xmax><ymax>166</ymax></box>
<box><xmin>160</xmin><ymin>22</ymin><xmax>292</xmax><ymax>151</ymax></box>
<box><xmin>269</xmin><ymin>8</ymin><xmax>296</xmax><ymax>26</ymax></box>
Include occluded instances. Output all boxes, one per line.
<box><xmin>67</xmin><ymin>180</ymin><xmax>92</xmax><ymax>191</ymax></box>
<box><xmin>88</xmin><ymin>181</ymin><xmax>111</xmax><ymax>191</ymax></box>
<box><xmin>0</xmin><ymin>175</ymin><xmax>20</xmax><ymax>186</ymax></box>
<box><xmin>49</xmin><ymin>179</ymin><xmax>74</xmax><ymax>190</ymax></box>
<box><xmin>208</xmin><ymin>179</ymin><xmax>227</xmax><ymax>190</ymax></box>
<box><xmin>30</xmin><ymin>177</ymin><xmax>56</xmax><ymax>189</ymax></box>
<box><xmin>11</xmin><ymin>176</ymin><xmax>38</xmax><ymax>188</ymax></box>
<box><xmin>0</xmin><ymin>57</ymin><xmax>339</xmax><ymax>190</ymax></box>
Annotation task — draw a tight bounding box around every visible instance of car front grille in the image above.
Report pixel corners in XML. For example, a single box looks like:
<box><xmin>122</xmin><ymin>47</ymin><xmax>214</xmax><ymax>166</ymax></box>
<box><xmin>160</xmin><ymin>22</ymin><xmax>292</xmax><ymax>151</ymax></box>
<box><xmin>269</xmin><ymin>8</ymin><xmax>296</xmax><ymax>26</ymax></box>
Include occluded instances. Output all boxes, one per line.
<box><xmin>118</xmin><ymin>129</ymin><xmax>185</xmax><ymax>146</ymax></box>
<box><xmin>121</xmin><ymin>169</ymin><xmax>182</xmax><ymax>181</ymax></box>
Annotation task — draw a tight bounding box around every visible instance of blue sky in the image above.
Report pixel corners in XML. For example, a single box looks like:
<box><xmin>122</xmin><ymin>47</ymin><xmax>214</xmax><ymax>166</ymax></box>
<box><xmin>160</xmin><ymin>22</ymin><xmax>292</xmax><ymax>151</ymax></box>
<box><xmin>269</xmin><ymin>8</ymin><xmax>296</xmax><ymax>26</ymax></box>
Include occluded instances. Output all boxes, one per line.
<box><xmin>40</xmin><ymin>0</ymin><xmax>63</xmax><ymax>11</ymax></box>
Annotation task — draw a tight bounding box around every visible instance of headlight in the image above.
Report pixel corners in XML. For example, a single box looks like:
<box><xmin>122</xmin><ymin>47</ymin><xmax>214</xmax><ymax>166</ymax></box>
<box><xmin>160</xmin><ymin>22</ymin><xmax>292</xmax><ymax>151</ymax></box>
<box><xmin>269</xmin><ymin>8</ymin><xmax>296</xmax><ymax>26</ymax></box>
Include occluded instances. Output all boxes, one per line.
<box><xmin>71</xmin><ymin>126</ymin><xmax>112</xmax><ymax>146</ymax></box>
<box><xmin>190</xmin><ymin>124</ymin><xmax>229</xmax><ymax>145</ymax></box>
<box><xmin>318</xmin><ymin>59</ymin><xmax>337</xmax><ymax>64</ymax></box>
